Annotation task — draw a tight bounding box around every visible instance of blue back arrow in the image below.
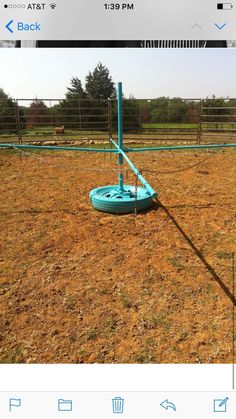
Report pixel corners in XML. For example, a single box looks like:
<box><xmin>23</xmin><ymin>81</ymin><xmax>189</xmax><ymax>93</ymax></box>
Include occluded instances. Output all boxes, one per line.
<box><xmin>6</xmin><ymin>20</ymin><xmax>14</xmax><ymax>33</ymax></box>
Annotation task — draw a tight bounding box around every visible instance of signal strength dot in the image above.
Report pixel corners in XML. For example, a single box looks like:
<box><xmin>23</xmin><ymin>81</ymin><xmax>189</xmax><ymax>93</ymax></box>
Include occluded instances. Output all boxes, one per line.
<box><xmin>50</xmin><ymin>3</ymin><xmax>57</xmax><ymax>9</ymax></box>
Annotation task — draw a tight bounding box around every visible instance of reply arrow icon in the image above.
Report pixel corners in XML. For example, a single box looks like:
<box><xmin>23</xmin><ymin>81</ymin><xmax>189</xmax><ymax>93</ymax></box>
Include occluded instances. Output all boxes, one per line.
<box><xmin>5</xmin><ymin>19</ymin><xmax>14</xmax><ymax>33</ymax></box>
<box><xmin>160</xmin><ymin>399</ymin><xmax>177</xmax><ymax>411</ymax></box>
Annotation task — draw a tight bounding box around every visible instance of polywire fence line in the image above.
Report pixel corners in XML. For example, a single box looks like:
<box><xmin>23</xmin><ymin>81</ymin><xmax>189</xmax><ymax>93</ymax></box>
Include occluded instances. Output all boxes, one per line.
<box><xmin>12</xmin><ymin>148</ymin><xmax>132</xmax><ymax>175</ymax></box>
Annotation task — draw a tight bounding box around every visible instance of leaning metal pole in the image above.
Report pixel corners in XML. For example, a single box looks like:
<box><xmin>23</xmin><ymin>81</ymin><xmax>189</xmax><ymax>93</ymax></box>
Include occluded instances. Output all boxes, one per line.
<box><xmin>110</xmin><ymin>138</ymin><xmax>157</xmax><ymax>198</ymax></box>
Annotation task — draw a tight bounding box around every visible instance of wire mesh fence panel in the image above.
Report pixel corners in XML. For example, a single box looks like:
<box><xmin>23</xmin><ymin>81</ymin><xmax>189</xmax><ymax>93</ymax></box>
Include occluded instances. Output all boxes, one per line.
<box><xmin>0</xmin><ymin>98</ymin><xmax>19</xmax><ymax>142</ymax></box>
<box><xmin>13</xmin><ymin>98</ymin><xmax>110</xmax><ymax>144</ymax></box>
<box><xmin>111</xmin><ymin>98</ymin><xmax>201</xmax><ymax>143</ymax></box>
<box><xmin>200</xmin><ymin>98</ymin><xmax>236</xmax><ymax>143</ymax></box>
<box><xmin>0</xmin><ymin>96</ymin><xmax>236</xmax><ymax>145</ymax></box>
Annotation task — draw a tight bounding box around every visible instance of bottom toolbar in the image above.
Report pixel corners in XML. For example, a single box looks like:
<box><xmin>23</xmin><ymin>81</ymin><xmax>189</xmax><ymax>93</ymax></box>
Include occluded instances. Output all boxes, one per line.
<box><xmin>0</xmin><ymin>392</ymin><xmax>235</xmax><ymax>418</ymax></box>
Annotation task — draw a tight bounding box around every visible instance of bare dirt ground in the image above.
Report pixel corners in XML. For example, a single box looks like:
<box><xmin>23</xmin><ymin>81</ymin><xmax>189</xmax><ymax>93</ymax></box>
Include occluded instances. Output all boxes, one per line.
<box><xmin>0</xmin><ymin>147</ymin><xmax>235</xmax><ymax>364</ymax></box>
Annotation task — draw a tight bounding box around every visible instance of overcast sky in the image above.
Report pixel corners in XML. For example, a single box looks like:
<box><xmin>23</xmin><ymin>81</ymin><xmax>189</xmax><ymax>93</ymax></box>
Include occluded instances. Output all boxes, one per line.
<box><xmin>0</xmin><ymin>48</ymin><xmax>235</xmax><ymax>99</ymax></box>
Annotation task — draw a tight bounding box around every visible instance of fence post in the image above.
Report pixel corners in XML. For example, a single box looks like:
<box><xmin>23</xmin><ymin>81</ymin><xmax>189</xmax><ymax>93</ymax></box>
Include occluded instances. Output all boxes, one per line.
<box><xmin>197</xmin><ymin>99</ymin><xmax>202</xmax><ymax>144</ymax></box>
<box><xmin>108</xmin><ymin>98</ymin><xmax>112</xmax><ymax>140</ymax></box>
<box><xmin>138</xmin><ymin>101</ymin><xmax>141</xmax><ymax>136</ymax></box>
<box><xmin>78</xmin><ymin>99</ymin><xmax>82</xmax><ymax>130</ymax></box>
<box><xmin>15</xmin><ymin>99</ymin><xmax>22</xmax><ymax>144</ymax></box>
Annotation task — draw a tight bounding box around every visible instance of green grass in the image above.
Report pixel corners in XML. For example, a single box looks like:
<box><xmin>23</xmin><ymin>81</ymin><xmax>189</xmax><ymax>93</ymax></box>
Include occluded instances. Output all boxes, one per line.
<box><xmin>142</xmin><ymin>123</ymin><xmax>198</xmax><ymax>129</ymax></box>
<box><xmin>142</xmin><ymin>122</ymin><xmax>234</xmax><ymax>129</ymax></box>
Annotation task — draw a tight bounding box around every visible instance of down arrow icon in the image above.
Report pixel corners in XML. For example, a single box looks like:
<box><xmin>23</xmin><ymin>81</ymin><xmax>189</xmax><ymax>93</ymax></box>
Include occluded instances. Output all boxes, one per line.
<box><xmin>214</xmin><ymin>23</ymin><xmax>227</xmax><ymax>30</ymax></box>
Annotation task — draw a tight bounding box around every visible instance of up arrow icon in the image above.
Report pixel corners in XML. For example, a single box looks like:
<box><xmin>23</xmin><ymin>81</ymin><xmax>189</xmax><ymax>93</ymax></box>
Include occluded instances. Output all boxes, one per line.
<box><xmin>191</xmin><ymin>24</ymin><xmax>202</xmax><ymax>30</ymax></box>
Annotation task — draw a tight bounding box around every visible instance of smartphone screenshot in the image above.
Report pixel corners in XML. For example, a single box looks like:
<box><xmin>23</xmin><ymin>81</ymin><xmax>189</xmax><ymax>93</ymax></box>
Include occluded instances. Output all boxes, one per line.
<box><xmin>0</xmin><ymin>1</ymin><xmax>235</xmax><ymax>418</ymax></box>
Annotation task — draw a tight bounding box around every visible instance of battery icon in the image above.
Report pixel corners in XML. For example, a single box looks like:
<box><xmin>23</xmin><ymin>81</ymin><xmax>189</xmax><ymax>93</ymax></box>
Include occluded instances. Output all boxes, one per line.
<box><xmin>217</xmin><ymin>3</ymin><xmax>233</xmax><ymax>9</ymax></box>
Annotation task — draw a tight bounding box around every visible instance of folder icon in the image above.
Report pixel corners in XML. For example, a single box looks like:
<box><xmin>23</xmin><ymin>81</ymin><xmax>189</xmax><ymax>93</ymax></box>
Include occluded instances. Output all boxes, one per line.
<box><xmin>58</xmin><ymin>399</ymin><xmax>73</xmax><ymax>411</ymax></box>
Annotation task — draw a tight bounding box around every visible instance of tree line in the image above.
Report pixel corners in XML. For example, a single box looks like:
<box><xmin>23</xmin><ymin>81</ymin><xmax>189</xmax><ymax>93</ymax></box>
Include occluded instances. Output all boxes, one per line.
<box><xmin>0</xmin><ymin>63</ymin><xmax>235</xmax><ymax>134</ymax></box>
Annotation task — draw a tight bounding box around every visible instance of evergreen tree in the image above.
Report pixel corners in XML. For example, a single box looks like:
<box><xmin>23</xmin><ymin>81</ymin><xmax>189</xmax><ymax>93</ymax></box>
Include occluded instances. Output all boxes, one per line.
<box><xmin>66</xmin><ymin>77</ymin><xmax>86</xmax><ymax>100</ymax></box>
<box><xmin>59</xmin><ymin>77</ymin><xmax>87</xmax><ymax>129</ymax></box>
<box><xmin>85</xmin><ymin>62</ymin><xmax>116</xmax><ymax>100</ymax></box>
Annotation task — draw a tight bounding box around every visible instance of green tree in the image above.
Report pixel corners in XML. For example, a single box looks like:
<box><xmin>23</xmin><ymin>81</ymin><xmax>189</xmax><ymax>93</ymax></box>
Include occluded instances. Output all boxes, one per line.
<box><xmin>58</xmin><ymin>77</ymin><xmax>88</xmax><ymax>129</ymax></box>
<box><xmin>139</xmin><ymin>100</ymin><xmax>151</xmax><ymax>123</ymax></box>
<box><xmin>111</xmin><ymin>96</ymin><xmax>140</xmax><ymax>134</ymax></box>
<box><xmin>0</xmin><ymin>88</ymin><xmax>17</xmax><ymax>134</ymax></box>
<box><xmin>150</xmin><ymin>98</ymin><xmax>169</xmax><ymax>123</ymax></box>
<box><xmin>66</xmin><ymin>77</ymin><xmax>86</xmax><ymax>100</ymax></box>
<box><xmin>202</xmin><ymin>97</ymin><xmax>229</xmax><ymax>127</ymax></box>
<box><xmin>84</xmin><ymin>63</ymin><xmax>116</xmax><ymax>132</ymax></box>
<box><xmin>26</xmin><ymin>99</ymin><xmax>50</xmax><ymax>128</ymax></box>
<box><xmin>85</xmin><ymin>62</ymin><xmax>116</xmax><ymax>100</ymax></box>
<box><xmin>186</xmin><ymin>101</ymin><xmax>200</xmax><ymax>124</ymax></box>
<box><xmin>227</xmin><ymin>99</ymin><xmax>236</xmax><ymax>126</ymax></box>
<box><xmin>168</xmin><ymin>98</ymin><xmax>189</xmax><ymax>123</ymax></box>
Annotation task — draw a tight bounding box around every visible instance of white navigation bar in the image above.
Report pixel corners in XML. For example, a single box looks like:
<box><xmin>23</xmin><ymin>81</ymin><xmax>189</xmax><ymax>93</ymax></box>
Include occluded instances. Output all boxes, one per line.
<box><xmin>0</xmin><ymin>0</ymin><xmax>236</xmax><ymax>40</ymax></box>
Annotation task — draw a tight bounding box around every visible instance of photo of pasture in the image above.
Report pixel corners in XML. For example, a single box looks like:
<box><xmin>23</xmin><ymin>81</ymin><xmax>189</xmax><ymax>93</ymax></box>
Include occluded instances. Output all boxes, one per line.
<box><xmin>0</xmin><ymin>49</ymin><xmax>235</xmax><ymax>364</ymax></box>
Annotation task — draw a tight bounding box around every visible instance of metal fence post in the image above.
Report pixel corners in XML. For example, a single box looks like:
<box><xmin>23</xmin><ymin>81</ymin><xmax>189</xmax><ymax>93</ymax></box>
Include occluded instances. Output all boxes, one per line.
<box><xmin>108</xmin><ymin>98</ymin><xmax>112</xmax><ymax>140</ymax></box>
<box><xmin>138</xmin><ymin>101</ymin><xmax>141</xmax><ymax>136</ymax></box>
<box><xmin>78</xmin><ymin>99</ymin><xmax>82</xmax><ymax>130</ymax></box>
<box><xmin>197</xmin><ymin>99</ymin><xmax>202</xmax><ymax>144</ymax></box>
<box><xmin>117</xmin><ymin>82</ymin><xmax>124</xmax><ymax>191</ymax></box>
<box><xmin>15</xmin><ymin>99</ymin><xmax>22</xmax><ymax>144</ymax></box>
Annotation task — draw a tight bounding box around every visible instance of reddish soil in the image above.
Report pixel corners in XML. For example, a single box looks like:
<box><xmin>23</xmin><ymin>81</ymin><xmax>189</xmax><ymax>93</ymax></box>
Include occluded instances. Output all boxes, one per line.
<box><xmin>0</xmin><ymin>148</ymin><xmax>235</xmax><ymax>363</ymax></box>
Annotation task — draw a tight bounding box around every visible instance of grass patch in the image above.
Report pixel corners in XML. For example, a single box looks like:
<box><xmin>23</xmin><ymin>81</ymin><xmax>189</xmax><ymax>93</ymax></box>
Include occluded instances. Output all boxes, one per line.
<box><xmin>216</xmin><ymin>252</ymin><xmax>233</xmax><ymax>260</ymax></box>
<box><xmin>0</xmin><ymin>345</ymin><xmax>25</xmax><ymax>363</ymax></box>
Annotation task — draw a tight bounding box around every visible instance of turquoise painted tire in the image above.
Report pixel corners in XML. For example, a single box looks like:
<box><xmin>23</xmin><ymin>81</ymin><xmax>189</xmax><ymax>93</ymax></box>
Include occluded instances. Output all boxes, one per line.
<box><xmin>89</xmin><ymin>185</ymin><xmax>154</xmax><ymax>214</ymax></box>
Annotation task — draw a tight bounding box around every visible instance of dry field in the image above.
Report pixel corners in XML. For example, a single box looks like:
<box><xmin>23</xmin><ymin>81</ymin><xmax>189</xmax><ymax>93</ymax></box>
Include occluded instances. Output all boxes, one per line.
<box><xmin>0</xmin><ymin>147</ymin><xmax>235</xmax><ymax>363</ymax></box>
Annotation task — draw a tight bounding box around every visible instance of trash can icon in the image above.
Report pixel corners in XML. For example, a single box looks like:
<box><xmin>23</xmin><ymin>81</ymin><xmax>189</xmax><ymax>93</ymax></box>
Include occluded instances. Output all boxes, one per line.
<box><xmin>112</xmin><ymin>397</ymin><xmax>124</xmax><ymax>413</ymax></box>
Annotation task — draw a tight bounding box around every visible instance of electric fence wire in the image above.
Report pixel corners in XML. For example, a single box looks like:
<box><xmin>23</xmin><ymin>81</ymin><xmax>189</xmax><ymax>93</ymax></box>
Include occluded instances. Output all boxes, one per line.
<box><xmin>12</xmin><ymin>143</ymin><xmax>223</xmax><ymax>177</ymax></box>
<box><xmin>141</xmin><ymin>149</ymin><xmax>220</xmax><ymax>175</ymax></box>
<box><xmin>15</xmin><ymin>149</ymin><xmax>121</xmax><ymax>173</ymax></box>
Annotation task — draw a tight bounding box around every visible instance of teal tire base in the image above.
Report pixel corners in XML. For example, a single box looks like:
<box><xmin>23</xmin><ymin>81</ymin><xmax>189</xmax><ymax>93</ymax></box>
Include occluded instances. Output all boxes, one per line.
<box><xmin>89</xmin><ymin>185</ymin><xmax>154</xmax><ymax>214</ymax></box>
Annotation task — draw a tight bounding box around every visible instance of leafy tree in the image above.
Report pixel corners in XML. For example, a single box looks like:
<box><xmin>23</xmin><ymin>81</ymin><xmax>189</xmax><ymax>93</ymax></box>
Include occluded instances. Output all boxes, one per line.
<box><xmin>202</xmin><ymin>97</ymin><xmax>230</xmax><ymax>127</ymax></box>
<box><xmin>26</xmin><ymin>99</ymin><xmax>50</xmax><ymax>128</ymax></box>
<box><xmin>150</xmin><ymin>98</ymin><xmax>169</xmax><ymax>123</ymax></box>
<box><xmin>0</xmin><ymin>88</ymin><xmax>17</xmax><ymax>134</ymax></box>
<box><xmin>227</xmin><ymin>99</ymin><xmax>236</xmax><ymax>125</ymax></box>
<box><xmin>186</xmin><ymin>101</ymin><xmax>200</xmax><ymax>124</ymax></box>
<box><xmin>111</xmin><ymin>96</ymin><xmax>140</xmax><ymax>134</ymax></box>
<box><xmin>139</xmin><ymin>100</ymin><xmax>151</xmax><ymax>123</ymax></box>
<box><xmin>149</xmin><ymin>97</ymin><xmax>198</xmax><ymax>124</ymax></box>
<box><xmin>168</xmin><ymin>98</ymin><xmax>189</xmax><ymax>123</ymax></box>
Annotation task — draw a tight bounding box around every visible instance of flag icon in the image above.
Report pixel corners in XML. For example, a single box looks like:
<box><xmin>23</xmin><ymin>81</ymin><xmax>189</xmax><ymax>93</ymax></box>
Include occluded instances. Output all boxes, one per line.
<box><xmin>9</xmin><ymin>398</ymin><xmax>21</xmax><ymax>412</ymax></box>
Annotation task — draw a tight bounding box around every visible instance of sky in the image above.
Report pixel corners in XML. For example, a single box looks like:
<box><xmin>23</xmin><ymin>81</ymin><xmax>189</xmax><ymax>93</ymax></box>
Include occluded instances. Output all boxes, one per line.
<box><xmin>0</xmin><ymin>48</ymin><xmax>235</xmax><ymax>99</ymax></box>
